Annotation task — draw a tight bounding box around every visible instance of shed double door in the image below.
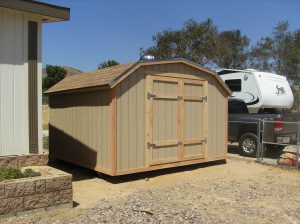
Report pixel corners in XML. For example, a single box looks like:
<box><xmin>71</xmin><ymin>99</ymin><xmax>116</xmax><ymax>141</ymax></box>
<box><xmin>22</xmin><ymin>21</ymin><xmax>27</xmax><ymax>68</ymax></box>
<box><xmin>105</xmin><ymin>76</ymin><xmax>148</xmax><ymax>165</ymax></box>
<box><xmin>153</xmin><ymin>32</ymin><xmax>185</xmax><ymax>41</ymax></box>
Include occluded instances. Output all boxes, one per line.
<box><xmin>147</xmin><ymin>75</ymin><xmax>207</xmax><ymax>165</ymax></box>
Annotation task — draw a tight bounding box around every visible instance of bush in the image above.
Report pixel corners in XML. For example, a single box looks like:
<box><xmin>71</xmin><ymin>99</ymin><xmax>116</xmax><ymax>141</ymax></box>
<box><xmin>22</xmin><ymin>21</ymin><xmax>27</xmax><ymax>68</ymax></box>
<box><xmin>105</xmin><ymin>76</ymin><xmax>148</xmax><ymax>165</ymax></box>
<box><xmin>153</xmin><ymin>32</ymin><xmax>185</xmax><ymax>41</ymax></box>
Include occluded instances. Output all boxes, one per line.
<box><xmin>43</xmin><ymin>136</ymin><xmax>49</xmax><ymax>150</ymax></box>
<box><xmin>0</xmin><ymin>167</ymin><xmax>41</xmax><ymax>181</ymax></box>
<box><xmin>22</xmin><ymin>168</ymin><xmax>41</xmax><ymax>178</ymax></box>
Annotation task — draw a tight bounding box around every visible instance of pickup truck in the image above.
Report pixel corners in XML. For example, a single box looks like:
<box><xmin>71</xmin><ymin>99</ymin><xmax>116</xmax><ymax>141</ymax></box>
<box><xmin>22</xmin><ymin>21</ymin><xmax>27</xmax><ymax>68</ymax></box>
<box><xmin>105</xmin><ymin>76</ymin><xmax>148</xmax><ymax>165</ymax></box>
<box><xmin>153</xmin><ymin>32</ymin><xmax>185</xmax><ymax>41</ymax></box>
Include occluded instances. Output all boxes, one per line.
<box><xmin>228</xmin><ymin>98</ymin><xmax>299</xmax><ymax>156</ymax></box>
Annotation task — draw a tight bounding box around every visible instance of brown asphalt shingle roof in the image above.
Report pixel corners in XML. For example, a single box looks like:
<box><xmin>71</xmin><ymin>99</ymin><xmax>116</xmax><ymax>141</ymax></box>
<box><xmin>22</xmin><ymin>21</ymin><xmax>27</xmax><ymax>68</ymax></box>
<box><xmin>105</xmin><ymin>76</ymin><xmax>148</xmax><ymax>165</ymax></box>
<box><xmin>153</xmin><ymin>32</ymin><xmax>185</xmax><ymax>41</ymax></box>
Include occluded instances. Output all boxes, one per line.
<box><xmin>45</xmin><ymin>62</ymin><xmax>136</xmax><ymax>94</ymax></box>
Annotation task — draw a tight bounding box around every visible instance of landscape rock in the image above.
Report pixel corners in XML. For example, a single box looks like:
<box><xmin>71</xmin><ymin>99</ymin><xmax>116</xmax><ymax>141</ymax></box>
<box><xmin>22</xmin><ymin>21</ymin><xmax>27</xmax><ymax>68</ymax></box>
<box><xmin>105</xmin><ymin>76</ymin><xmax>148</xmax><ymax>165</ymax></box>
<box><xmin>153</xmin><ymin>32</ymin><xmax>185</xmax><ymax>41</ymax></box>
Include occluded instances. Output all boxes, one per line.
<box><xmin>0</xmin><ymin>198</ymin><xmax>23</xmax><ymax>215</ymax></box>
<box><xmin>46</xmin><ymin>175</ymin><xmax>72</xmax><ymax>192</ymax></box>
<box><xmin>5</xmin><ymin>180</ymin><xmax>36</xmax><ymax>198</ymax></box>
<box><xmin>23</xmin><ymin>192</ymin><xmax>54</xmax><ymax>210</ymax></box>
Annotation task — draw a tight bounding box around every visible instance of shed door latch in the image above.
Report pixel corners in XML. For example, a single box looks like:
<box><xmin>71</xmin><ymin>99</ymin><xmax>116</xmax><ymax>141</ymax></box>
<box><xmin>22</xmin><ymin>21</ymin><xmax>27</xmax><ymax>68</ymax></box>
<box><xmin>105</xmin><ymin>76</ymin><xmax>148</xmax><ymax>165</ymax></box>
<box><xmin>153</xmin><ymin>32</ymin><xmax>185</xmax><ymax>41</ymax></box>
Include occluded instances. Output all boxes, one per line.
<box><xmin>147</xmin><ymin>92</ymin><xmax>156</xmax><ymax>99</ymax></box>
<box><xmin>200</xmin><ymin>96</ymin><xmax>208</xmax><ymax>102</ymax></box>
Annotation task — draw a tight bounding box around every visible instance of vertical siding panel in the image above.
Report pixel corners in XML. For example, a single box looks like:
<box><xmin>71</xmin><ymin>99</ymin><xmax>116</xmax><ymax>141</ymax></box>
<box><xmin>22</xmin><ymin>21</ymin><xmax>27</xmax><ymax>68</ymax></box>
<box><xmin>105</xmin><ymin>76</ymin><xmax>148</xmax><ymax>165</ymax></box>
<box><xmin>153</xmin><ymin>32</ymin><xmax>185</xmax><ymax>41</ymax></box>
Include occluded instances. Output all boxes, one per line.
<box><xmin>120</xmin><ymin>79</ymin><xmax>129</xmax><ymax>170</ymax></box>
<box><xmin>117</xmin><ymin>86</ymin><xmax>121</xmax><ymax>170</ymax></box>
<box><xmin>137</xmin><ymin>68</ymin><xmax>145</xmax><ymax>167</ymax></box>
<box><xmin>208</xmin><ymin>83</ymin><xmax>215</xmax><ymax>157</ymax></box>
<box><xmin>128</xmin><ymin>74</ymin><xmax>137</xmax><ymax>168</ymax></box>
<box><xmin>98</xmin><ymin>94</ymin><xmax>104</xmax><ymax>168</ymax></box>
<box><xmin>217</xmin><ymin>85</ymin><xmax>223</xmax><ymax>157</ymax></box>
<box><xmin>216</xmin><ymin>87</ymin><xmax>222</xmax><ymax>157</ymax></box>
<box><xmin>116</xmin><ymin>68</ymin><xmax>146</xmax><ymax>170</ymax></box>
<box><xmin>14</xmin><ymin>12</ymin><xmax>22</xmax><ymax>152</ymax></box>
<box><xmin>104</xmin><ymin>93</ymin><xmax>111</xmax><ymax>169</ymax></box>
<box><xmin>219</xmin><ymin>91</ymin><xmax>225</xmax><ymax>155</ymax></box>
<box><xmin>23</xmin><ymin>14</ymin><xmax>29</xmax><ymax>153</ymax></box>
<box><xmin>50</xmin><ymin>91</ymin><xmax>111</xmax><ymax>171</ymax></box>
<box><xmin>0</xmin><ymin>8</ymin><xmax>3</xmax><ymax>154</ymax></box>
<box><xmin>1</xmin><ymin>10</ymin><xmax>15</xmax><ymax>155</ymax></box>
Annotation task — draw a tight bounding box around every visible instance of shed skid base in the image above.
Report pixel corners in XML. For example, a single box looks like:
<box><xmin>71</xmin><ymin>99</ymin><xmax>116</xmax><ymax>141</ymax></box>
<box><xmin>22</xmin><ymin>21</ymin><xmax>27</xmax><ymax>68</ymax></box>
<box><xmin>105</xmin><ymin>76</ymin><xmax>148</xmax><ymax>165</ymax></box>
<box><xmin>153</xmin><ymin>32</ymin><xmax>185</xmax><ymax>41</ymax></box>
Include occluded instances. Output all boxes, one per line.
<box><xmin>52</xmin><ymin>155</ymin><xmax>226</xmax><ymax>176</ymax></box>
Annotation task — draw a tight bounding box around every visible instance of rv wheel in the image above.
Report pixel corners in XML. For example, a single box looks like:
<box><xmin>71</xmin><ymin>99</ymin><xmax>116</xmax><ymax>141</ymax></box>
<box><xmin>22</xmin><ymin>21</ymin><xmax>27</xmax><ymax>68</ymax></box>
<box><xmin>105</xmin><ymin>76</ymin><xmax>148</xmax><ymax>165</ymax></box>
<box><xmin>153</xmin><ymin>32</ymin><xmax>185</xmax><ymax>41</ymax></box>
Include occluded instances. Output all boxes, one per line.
<box><xmin>239</xmin><ymin>133</ymin><xmax>258</xmax><ymax>157</ymax></box>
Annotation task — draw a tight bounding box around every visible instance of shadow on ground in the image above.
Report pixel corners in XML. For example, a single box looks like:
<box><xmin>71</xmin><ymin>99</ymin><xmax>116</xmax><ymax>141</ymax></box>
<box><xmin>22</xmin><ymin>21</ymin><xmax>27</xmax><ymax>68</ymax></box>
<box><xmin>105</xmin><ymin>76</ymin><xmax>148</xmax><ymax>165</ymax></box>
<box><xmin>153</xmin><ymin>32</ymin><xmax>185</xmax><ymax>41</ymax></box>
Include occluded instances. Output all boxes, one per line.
<box><xmin>228</xmin><ymin>144</ymin><xmax>284</xmax><ymax>159</ymax></box>
<box><xmin>48</xmin><ymin>159</ymin><xmax>227</xmax><ymax>184</ymax></box>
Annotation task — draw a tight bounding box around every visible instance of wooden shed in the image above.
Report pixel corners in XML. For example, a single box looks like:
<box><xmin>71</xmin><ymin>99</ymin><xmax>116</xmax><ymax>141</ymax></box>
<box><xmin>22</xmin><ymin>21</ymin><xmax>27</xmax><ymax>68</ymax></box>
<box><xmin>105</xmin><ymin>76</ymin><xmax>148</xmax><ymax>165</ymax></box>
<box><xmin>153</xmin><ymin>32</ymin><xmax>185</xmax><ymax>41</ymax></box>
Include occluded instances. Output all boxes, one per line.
<box><xmin>45</xmin><ymin>58</ymin><xmax>231</xmax><ymax>176</ymax></box>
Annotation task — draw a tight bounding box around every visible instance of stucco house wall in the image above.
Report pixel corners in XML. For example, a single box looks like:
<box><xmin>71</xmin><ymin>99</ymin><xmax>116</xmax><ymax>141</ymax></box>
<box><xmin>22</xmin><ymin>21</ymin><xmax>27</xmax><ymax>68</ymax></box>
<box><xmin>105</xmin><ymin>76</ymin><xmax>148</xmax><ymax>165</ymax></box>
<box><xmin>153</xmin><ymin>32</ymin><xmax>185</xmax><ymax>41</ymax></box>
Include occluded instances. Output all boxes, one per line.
<box><xmin>0</xmin><ymin>0</ymin><xmax>69</xmax><ymax>156</ymax></box>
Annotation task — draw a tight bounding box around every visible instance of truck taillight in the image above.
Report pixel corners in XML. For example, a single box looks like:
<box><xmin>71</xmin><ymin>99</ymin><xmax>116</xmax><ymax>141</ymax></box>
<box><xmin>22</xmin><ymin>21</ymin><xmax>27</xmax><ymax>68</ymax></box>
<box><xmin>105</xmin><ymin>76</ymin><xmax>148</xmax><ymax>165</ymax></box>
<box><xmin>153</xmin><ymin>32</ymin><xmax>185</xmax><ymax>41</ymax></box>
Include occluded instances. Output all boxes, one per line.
<box><xmin>274</xmin><ymin>118</ymin><xmax>283</xmax><ymax>132</ymax></box>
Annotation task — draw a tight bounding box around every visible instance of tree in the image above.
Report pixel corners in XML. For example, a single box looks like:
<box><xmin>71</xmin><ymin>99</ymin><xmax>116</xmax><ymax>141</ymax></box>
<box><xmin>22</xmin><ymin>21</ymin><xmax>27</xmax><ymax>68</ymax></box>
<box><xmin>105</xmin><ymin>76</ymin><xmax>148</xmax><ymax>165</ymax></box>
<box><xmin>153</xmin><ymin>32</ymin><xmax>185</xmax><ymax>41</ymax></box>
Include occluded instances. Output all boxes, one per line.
<box><xmin>182</xmin><ymin>19</ymin><xmax>219</xmax><ymax>66</ymax></box>
<box><xmin>141</xmin><ymin>19</ymin><xmax>219</xmax><ymax>66</ymax></box>
<box><xmin>214</xmin><ymin>30</ymin><xmax>250</xmax><ymax>69</ymax></box>
<box><xmin>141</xmin><ymin>19</ymin><xmax>249</xmax><ymax>69</ymax></box>
<box><xmin>98</xmin><ymin>60</ymin><xmax>119</xmax><ymax>69</ymax></box>
<box><xmin>248</xmin><ymin>37</ymin><xmax>274</xmax><ymax>71</ymax></box>
<box><xmin>249</xmin><ymin>21</ymin><xmax>299</xmax><ymax>80</ymax></box>
<box><xmin>42</xmin><ymin>65</ymin><xmax>66</xmax><ymax>91</ymax></box>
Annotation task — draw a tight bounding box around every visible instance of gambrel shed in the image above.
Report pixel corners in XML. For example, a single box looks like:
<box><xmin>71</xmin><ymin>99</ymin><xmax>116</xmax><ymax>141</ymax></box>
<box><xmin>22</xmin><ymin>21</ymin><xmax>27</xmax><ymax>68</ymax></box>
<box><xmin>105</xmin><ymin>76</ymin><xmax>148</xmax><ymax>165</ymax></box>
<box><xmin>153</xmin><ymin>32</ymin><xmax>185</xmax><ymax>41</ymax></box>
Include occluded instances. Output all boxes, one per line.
<box><xmin>45</xmin><ymin>58</ymin><xmax>231</xmax><ymax>176</ymax></box>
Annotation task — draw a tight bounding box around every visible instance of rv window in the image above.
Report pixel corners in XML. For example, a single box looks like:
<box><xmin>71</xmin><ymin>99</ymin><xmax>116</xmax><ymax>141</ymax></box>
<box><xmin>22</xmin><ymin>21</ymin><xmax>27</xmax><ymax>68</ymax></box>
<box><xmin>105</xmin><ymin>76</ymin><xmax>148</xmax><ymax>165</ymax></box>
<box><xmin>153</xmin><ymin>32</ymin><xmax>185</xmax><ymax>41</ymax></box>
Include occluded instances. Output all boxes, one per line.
<box><xmin>225</xmin><ymin>79</ymin><xmax>241</xmax><ymax>92</ymax></box>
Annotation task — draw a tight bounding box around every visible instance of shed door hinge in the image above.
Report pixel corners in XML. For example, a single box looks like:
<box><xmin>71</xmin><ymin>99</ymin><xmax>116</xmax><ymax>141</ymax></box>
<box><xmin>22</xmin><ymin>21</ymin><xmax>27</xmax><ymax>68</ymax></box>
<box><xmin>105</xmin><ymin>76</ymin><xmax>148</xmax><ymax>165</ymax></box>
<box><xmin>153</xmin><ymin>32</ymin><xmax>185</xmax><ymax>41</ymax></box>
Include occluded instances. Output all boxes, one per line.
<box><xmin>201</xmin><ymin>96</ymin><xmax>208</xmax><ymax>102</ymax></box>
<box><xmin>147</xmin><ymin>92</ymin><xmax>156</xmax><ymax>99</ymax></box>
<box><xmin>147</xmin><ymin>142</ymin><xmax>156</xmax><ymax>148</ymax></box>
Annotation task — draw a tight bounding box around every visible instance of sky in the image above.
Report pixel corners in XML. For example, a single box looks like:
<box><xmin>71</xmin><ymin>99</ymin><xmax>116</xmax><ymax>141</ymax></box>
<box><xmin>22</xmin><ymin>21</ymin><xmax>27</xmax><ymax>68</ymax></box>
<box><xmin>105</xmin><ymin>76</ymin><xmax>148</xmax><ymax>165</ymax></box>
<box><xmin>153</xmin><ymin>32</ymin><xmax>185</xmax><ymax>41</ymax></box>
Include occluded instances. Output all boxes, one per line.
<box><xmin>42</xmin><ymin>0</ymin><xmax>300</xmax><ymax>72</ymax></box>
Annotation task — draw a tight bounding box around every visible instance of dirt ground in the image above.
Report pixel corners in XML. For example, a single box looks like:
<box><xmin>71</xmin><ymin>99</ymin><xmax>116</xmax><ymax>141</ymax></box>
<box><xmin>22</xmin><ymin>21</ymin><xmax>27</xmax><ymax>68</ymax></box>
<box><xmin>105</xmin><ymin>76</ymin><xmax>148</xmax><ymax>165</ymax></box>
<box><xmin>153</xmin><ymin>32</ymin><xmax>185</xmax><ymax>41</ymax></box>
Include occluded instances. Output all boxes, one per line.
<box><xmin>3</xmin><ymin>158</ymin><xmax>300</xmax><ymax>223</ymax></box>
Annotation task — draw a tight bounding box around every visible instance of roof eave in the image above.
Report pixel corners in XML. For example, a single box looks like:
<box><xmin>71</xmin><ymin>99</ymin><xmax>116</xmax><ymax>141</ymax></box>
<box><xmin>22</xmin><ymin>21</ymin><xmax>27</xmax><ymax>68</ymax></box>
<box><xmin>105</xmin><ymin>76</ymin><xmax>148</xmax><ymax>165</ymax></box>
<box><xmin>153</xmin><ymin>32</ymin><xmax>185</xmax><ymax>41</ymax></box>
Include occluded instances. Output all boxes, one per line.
<box><xmin>0</xmin><ymin>0</ymin><xmax>70</xmax><ymax>22</ymax></box>
<box><xmin>45</xmin><ymin>85</ymin><xmax>110</xmax><ymax>96</ymax></box>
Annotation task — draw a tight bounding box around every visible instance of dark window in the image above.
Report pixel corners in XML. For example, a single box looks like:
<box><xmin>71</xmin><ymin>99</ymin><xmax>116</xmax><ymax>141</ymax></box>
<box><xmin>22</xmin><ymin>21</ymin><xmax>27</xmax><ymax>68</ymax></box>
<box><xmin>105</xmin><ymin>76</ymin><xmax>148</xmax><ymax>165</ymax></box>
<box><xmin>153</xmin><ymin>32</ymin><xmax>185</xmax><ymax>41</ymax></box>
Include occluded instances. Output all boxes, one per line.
<box><xmin>225</xmin><ymin>79</ymin><xmax>242</xmax><ymax>92</ymax></box>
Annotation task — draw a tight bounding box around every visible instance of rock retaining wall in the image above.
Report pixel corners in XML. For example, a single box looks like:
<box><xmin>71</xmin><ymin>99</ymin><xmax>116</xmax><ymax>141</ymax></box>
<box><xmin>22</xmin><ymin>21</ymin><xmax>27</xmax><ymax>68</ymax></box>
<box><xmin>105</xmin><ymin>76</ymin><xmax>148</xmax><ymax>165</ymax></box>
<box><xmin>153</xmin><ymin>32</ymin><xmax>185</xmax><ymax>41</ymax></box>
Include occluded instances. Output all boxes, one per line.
<box><xmin>0</xmin><ymin>154</ymin><xmax>48</xmax><ymax>168</ymax></box>
<box><xmin>0</xmin><ymin>166</ymin><xmax>72</xmax><ymax>217</ymax></box>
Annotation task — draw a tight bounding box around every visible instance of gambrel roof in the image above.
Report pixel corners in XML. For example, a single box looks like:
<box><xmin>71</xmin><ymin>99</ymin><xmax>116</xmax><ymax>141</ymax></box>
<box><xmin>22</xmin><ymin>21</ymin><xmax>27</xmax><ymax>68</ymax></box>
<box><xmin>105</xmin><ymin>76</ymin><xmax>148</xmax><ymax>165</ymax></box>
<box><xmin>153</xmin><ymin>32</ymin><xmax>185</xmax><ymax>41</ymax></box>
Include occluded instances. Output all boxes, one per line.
<box><xmin>45</xmin><ymin>58</ymin><xmax>232</xmax><ymax>95</ymax></box>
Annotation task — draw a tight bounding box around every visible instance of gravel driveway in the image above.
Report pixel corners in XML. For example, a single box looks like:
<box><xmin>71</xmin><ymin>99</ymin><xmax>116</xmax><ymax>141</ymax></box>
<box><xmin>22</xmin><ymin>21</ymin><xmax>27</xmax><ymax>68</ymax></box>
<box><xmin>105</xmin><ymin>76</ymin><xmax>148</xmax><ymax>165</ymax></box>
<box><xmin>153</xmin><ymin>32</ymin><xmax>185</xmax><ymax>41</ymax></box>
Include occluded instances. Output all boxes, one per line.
<box><xmin>3</xmin><ymin>159</ymin><xmax>300</xmax><ymax>224</ymax></box>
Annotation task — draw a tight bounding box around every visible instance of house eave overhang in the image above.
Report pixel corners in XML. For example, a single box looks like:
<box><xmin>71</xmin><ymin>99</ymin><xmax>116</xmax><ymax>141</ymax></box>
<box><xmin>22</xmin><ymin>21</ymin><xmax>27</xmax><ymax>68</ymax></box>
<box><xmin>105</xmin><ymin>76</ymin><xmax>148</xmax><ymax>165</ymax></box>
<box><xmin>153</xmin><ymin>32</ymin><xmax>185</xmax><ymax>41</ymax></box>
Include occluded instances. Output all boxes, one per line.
<box><xmin>0</xmin><ymin>0</ymin><xmax>70</xmax><ymax>22</ymax></box>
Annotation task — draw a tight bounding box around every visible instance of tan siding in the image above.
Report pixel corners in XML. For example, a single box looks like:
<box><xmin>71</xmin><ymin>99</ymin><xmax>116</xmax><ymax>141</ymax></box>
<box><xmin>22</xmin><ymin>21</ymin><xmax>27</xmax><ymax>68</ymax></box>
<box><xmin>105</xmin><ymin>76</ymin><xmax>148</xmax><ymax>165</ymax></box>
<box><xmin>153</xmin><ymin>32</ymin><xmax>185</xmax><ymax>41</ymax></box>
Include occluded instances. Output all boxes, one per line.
<box><xmin>49</xmin><ymin>61</ymin><xmax>227</xmax><ymax>175</ymax></box>
<box><xmin>116</xmin><ymin>67</ymin><xmax>146</xmax><ymax>170</ymax></box>
<box><xmin>144</xmin><ymin>63</ymin><xmax>227</xmax><ymax>160</ymax></box>
<box><xmin>49</xmin><ymin>90</ymin><xmax>111</xmax><ymax>170</ymax></box>
<box><xmin>153</xmin><ymin>98</ymin><xmax>178</xmax><ymax>162</ymax></box>
<box><xmin>184</xmin><ymin>145</ymin><xmax>201</xmax><ymax>157</ymax></box>
<box><xmin>206</xmin><ymin>79</ymin><xmax>226</xmax><ymax>158</ymax></box>
<box><xmin>184</xmin><ymin>101</ymin><xmax>202</xmax><ymax>140</ymax></box>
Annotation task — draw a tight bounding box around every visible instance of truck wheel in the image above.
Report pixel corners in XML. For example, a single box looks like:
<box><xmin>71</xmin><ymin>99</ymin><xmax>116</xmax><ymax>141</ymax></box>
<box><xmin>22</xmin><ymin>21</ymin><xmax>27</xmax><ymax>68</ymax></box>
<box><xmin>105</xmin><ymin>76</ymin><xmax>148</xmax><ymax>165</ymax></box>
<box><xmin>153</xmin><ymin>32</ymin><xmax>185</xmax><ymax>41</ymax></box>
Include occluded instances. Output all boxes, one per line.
<box><xmin>239</xmin><ymin>133</ymin><xmax>258</xmax><ymax>157</ymax></box>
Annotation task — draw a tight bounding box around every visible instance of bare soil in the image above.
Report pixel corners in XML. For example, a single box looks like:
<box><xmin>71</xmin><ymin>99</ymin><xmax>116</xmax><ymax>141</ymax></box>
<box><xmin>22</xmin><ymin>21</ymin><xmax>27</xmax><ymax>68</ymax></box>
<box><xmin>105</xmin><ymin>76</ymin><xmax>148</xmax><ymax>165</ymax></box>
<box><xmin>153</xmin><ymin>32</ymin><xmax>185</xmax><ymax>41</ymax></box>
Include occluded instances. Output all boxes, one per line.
<box><xmin>3</xmin><ymin>158</ymin><xmax>300</xmax><ymax>223</ymax></box>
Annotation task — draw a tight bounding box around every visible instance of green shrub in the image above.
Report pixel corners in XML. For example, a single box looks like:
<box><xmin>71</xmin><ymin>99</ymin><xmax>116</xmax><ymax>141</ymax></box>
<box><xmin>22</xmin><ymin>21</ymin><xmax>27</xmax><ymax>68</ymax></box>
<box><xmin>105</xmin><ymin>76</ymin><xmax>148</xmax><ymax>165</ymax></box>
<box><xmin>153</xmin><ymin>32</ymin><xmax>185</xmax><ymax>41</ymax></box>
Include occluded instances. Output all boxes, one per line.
<box><xmin>0</xmin><ymin>167</ymin><xmax>23</xmax><ymax>181</ymax></box>
<box><xmin>22</xmin><ymin>168</ymin><xmax>41</xmax><ymax>178</ymax></box>
<box><xmin>43</xmin><ymin>136</ymin><xmax>49</xmax><ymax>150</ymax></box>
<box><xmin>0</xmin><ymin>167</ymin><xmax>41</xmax><ymax>181</ymax></box>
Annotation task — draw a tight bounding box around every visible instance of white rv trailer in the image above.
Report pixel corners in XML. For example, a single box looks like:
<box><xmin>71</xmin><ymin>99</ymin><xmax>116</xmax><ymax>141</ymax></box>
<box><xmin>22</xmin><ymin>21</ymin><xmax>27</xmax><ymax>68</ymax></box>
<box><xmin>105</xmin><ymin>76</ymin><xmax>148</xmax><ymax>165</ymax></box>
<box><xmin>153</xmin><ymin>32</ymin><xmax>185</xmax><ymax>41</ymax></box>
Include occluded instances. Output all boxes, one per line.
<box><xmin>216</xmin><ymin>69</ymin><xmax>294</xmax><ymax>113</ymax></box>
